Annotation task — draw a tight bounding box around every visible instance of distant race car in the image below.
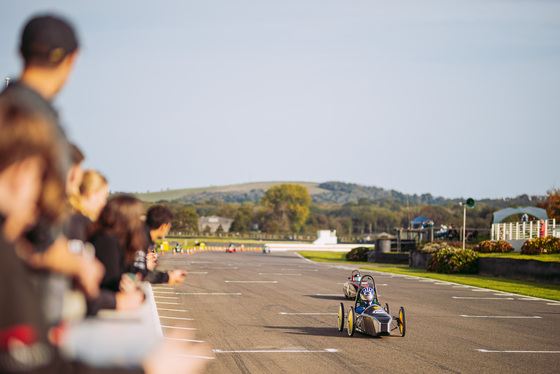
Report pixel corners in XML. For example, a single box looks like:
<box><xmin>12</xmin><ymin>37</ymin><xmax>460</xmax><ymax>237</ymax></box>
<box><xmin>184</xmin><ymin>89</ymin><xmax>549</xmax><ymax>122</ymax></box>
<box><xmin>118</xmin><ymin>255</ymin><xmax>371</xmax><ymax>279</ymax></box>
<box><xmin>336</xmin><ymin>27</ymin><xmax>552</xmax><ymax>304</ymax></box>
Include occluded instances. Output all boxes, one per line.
<box><xmin>338</xmin><ymin>274</ymin><xmax>406</xmax><ymax>338</ymax></box>
<box><xmin>263</xmin><ymin>245</ymin><xmax>271</xmax><ymax>254</ymax></box>
<box><xmin>342</xmin><ymin>270</ymin><xmax>374</xmax><ymax>300</ymax></box>
<box><xmin>226</xmin><ymin>244</ymin><xmax>236</xmax><ymax>253</ymax></box>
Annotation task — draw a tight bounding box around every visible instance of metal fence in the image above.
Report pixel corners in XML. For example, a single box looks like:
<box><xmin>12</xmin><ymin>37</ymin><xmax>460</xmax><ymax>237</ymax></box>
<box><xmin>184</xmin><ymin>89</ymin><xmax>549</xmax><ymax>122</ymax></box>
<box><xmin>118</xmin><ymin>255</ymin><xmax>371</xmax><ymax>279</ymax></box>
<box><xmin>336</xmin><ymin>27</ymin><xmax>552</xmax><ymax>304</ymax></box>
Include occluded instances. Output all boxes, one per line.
<box><xmin>491</xmin><ymin>219</ymin><xmax>557</xmax><ymax>241</ymax></box>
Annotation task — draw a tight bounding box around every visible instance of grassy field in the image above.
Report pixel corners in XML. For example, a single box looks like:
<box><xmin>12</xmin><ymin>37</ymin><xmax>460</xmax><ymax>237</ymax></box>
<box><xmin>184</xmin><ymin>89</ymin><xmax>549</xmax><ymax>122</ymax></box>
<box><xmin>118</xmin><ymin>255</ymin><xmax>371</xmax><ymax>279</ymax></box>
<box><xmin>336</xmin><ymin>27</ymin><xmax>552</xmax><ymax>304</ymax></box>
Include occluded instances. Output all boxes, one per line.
<box><xmin>297</xmin><ymin>251</ymin><xmax>560</xmax><ymax>301</ymax></box>
<box><xmin>479</xmin><ymin>252</ymin><xmax>560</xmax><ymax>262</ymax></box>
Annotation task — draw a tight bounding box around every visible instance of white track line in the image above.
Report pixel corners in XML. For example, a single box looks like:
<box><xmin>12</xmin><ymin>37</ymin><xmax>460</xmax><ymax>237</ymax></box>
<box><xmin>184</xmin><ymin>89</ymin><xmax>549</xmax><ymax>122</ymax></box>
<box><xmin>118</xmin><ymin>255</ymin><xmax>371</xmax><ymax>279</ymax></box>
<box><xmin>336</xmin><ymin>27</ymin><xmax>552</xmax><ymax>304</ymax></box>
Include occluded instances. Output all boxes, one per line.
<box><xmin>477</xmin><ymin>349</ymin><xmax>560</xmax><ymax>353</ymax></box>
<box><xmin>151</xmin><ymin>287</ymin><xmax>174</xmax><ymax>290</ymax></box>
<box><xmin>214</xmin><ymin>348</ymin><xmax>338</xmax><ymax>353</ymax></box>
<box><xmin>161</xmin><ymin>325</ymin><xmax>196</xmax><ymax>330</ymax></box>
<box><xmin>154</xmin><ymin>296</ymin><xmax>178</xmax><ymax>299</ymax></box>
<box><xmin>158</xmin><ymin>308</ymin><xmax>186</xmax><ymax>312</ymax></box>
<box><xmin>165</xmin><ymin>337</ymin><xmax>205</xmax><ymax>343</ymax></box>
<box><xmin>453</xmin><ymin>297</ymin><xmax>514</xmax><ymax>300</ymax></box>
<box><xmin>281</xmin><ymin>268</ymin><xmax>318</xmax><ymax>271</ymax></box>
<box><xmin>177</xmin><ymin>292</ymin><xmax>242</xmax><ymax>296</ymax></box>
<box><xmin>152</xmin><ymin>291</ymin><xmax>177</xmax><ymax>294</ymax></box>
<box><xmin>160</xmin><ymin>316</ymin><xmax>194</xmax><ymax>320</ymax></box>
<box><xmin>295</xmin><ymin>253</ymin><xmax>315</xmax><ymax>263</ymax></box>
<box><xmin>155</xmin><ymin>302</ymin><xmax>181</xmax><ymax>305</ymax></box>
<box><xmin>279</xmin><ymin>312</ymin><xmax>337</xmax><ymax>316</ymax></box>
<box><xmin>461</xmin><ymin>315</ymin><xmax>541</xmax><ymax>319</ymax></box>
<box><xmin>225</xmin><ymin>280</ymin><xmax>278</xmax><ymax>283</ymax></box>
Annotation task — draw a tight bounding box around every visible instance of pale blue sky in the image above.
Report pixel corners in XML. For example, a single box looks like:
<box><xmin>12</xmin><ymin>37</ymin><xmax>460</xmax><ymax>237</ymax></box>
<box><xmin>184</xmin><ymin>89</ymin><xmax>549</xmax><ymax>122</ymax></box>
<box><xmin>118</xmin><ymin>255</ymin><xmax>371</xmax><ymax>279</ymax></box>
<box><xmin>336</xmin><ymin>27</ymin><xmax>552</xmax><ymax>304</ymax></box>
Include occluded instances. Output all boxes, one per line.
<box><xmin>1</xmin><ymin>0</ymin><xmax>559</xmax><ymax>199</ymax></box>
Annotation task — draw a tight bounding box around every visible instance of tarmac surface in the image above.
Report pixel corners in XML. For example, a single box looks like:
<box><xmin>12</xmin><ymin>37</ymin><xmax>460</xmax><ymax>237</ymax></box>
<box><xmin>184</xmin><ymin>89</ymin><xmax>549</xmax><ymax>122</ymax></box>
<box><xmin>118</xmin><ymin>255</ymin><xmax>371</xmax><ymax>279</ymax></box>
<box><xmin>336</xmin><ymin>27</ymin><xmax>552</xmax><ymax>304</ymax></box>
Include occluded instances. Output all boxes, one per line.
<box><xmin>155</xmin><ymin>250</ymin><xmax>560</xmax><ymax>374</ymax></box>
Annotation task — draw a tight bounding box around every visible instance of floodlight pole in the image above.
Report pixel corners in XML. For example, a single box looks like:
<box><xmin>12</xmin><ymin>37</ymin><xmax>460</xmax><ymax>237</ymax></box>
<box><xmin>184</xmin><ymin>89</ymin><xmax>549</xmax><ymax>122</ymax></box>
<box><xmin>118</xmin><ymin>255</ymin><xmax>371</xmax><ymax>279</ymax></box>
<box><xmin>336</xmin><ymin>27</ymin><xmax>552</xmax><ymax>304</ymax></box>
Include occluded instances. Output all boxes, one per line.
<box><xmin>462</xmin><ymin>203</ymin><xmax>467</xmax><ymax>250</ymax></box>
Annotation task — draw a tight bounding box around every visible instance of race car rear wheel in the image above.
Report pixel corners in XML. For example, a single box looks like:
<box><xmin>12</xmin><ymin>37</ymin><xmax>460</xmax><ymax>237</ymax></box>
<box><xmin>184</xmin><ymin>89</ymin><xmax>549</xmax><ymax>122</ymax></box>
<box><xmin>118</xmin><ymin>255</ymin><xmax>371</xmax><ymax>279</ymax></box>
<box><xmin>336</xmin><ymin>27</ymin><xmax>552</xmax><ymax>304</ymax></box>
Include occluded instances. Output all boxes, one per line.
<box><xmin>347</xmin><ymin>307</ymin><xmax>356</xmax><ymax>337</ymax></box>
<box><xmin>337</xmin><ymin>303</ymin><xmax>344</xmax><ymax>332</ymax></box>
<box><xmin>397</xmin><ymin>307</ymin><xmax>406</xmax><ymax>337</ymax></box>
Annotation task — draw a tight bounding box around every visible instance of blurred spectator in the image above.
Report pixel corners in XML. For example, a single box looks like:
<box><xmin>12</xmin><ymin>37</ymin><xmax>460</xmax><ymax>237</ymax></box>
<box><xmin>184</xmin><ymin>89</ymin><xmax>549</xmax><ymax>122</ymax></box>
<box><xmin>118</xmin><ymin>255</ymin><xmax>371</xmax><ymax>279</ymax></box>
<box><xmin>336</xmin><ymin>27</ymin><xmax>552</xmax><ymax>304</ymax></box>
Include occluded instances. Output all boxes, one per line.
<box><xmin>66</xmin><ymin>169</ymin><xmax>109</xmax><ymax>241</ymax></box>
<box><xmin>138</xmin><ymin>205</ymin><xmax>187</xmax><ymax>285</ymax></box>
<box><xmin>87</xmin><ymin>195</ymin><xmax>146</xmax><ymax>313</ymax></box>
<box><xmin>0</xmin><ymin>13</ymin><xmax>211</xmax><ymax>374</ymax></box>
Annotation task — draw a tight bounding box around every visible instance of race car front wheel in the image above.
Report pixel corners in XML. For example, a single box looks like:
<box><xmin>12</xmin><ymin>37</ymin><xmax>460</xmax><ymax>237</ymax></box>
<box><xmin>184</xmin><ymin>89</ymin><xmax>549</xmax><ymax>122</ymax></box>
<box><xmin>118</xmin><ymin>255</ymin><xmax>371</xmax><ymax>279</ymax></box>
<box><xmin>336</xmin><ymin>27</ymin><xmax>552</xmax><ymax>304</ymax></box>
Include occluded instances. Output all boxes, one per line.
<box><xmin>347</xmin><ymin>307</ymin><xmax>356</xmax><ymax>337</ymax></box>
<box><xmin>337</xmin><ymin>303</ymin><xmax>344</xmax><ymax>332</ymax></box>
<box><xmin>397</xmin><ymin>306</ymin><xmax>406</xmax><ymax>337</ymax></box>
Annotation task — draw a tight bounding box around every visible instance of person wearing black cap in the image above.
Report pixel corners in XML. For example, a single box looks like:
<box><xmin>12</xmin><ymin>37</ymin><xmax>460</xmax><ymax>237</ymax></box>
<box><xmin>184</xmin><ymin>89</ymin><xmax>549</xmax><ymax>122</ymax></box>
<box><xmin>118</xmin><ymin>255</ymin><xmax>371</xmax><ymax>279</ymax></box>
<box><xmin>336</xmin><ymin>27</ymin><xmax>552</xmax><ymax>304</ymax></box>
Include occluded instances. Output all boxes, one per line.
<box><xmin>0</xmin><ymin>14</ymin><xmax>79</xmax><ymax>224</ymax></box>
<box><xmin>1</xmin><ymin>14</ymin><xmax>79</xmax><ymax>133</ymax></box>
<box><xmin>0</xmin><ymin>14</ymin><xmax>102</xmax><ymax>324</ymax></box>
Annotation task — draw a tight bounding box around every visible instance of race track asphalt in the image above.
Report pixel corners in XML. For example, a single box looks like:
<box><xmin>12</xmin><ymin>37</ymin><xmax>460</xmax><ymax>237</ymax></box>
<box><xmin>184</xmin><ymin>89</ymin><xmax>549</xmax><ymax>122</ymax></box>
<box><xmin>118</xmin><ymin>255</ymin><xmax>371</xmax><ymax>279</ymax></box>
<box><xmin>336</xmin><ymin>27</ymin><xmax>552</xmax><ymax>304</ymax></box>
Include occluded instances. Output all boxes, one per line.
<box><xmin>154</xmin><ymin>250</ymin><xmax>560</xmax><ymax>374</ymax></box>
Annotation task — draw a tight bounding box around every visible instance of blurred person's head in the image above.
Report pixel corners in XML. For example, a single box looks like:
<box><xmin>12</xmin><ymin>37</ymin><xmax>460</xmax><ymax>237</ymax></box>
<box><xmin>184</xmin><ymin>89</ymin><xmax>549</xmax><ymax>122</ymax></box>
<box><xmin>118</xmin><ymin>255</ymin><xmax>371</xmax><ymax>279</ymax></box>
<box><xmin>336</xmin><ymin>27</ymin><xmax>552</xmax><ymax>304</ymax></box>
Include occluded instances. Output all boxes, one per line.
<box><xmin>19</xmin><ymin>14</ymin><xmax>80</xmax><ymax>98</ymax></box>
<box><xmin>0</xmin><ymin>99</ymin><xmax>67</xmax><ymax>240</ymax></box>
<box><xmin>66</xmin><ymin>143</ymin><xmax>84</xmax><ymax>197</ymax></box>
<box><xmin>95</xmin><ymin>195</ymin><xmax>145</xmax><ymax>262</ymax></box>
<box><xmin>74</xmin><ymin>169</ymin><xmax>109</xmax><ymax>221</ymax></box>
<box><xmin>146</xmin><ymin>205</ymin><xmax>174</xmax><ymax>240</ymax></box>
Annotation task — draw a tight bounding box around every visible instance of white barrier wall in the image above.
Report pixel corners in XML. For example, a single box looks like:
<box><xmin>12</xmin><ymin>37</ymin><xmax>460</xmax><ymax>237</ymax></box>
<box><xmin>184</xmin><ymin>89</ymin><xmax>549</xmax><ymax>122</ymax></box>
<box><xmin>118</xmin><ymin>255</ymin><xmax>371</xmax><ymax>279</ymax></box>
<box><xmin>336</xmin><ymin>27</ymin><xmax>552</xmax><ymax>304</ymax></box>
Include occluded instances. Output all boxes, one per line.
<box><xmin>266</xmin><ymin>243</ymin><xmax>372</xmax><ymax>252</ymax></box>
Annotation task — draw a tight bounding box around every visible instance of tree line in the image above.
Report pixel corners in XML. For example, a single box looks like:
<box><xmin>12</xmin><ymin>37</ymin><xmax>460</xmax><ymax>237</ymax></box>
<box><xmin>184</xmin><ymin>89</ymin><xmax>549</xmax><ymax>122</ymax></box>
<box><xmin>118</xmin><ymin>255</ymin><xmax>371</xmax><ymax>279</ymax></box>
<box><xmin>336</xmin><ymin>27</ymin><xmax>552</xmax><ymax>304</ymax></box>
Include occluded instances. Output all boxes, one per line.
<box><xmin>143</xmin><ymin>184</ymin><xmax>560</xmax><ymax>237</ymax></box>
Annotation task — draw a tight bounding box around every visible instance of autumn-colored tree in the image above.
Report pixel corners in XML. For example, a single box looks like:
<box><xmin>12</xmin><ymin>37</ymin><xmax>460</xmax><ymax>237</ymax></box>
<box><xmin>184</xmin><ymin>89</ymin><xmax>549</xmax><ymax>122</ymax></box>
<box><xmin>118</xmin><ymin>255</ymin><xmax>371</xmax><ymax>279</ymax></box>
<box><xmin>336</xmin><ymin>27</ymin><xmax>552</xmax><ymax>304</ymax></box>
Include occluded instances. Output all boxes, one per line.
<box><xmin>537</xmin><ymin>188</ymin><xmax>560</xmax><ymax>220</ymax></box>
<box><xmin>260</xmin><ymin>184</ymin><xmax>311</xmax><ymax>233</ymax></box>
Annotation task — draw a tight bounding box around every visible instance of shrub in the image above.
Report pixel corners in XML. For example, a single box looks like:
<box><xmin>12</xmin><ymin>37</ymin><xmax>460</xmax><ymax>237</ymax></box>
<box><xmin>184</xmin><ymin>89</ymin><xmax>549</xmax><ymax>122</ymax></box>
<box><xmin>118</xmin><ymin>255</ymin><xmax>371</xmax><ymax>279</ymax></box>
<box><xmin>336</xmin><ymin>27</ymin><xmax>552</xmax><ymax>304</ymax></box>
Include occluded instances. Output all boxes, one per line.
<box><xmin>346</xmin><ymin>246</ymin><xmax>372</xmax><ymax>262</ymax></box>
<box><xmin>426</xmin><ymin>247</ymin><xmax>478</xmax><ymax>274</ymax></box>
<box><xmin>419</xmin><ymin>242</ymin><xmax>452</xmax><ymax>253</ymax></box>
<box><xmin>475</xmin><ymin>240</ymin><xmax>514</xmax><ymax>253</ymax></box>
<box><xmin>521</xmin><ymin>237</ymin><xmax>560</xmax><ymax>255</ymax></box>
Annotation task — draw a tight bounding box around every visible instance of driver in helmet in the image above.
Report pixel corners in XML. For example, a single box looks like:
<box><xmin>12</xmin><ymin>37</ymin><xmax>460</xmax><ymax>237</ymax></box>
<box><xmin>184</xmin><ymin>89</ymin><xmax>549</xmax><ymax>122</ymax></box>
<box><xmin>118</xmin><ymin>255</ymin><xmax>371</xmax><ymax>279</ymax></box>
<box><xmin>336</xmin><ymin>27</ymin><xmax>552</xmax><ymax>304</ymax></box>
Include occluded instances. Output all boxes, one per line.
<box><xmin>356</xmin><ymin>287</ymin><xmax>375</xmax><ymax>314</ymax></box>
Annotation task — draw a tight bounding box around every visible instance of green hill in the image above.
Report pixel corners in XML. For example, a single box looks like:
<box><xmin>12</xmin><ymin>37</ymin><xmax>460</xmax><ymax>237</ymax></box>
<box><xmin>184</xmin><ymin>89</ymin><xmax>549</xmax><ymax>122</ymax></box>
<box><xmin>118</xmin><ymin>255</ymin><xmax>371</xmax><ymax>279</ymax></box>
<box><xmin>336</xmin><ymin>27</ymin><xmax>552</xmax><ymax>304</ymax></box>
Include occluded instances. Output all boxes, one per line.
<box><xmin>131</xmin><ymin>181</ymin><xmax>328</xmax><ymax>203</ymax></box>
<box><xmin>129</xmin><ymin>181</ymin><xmax>545</xmax><ymax>207</ymax></box>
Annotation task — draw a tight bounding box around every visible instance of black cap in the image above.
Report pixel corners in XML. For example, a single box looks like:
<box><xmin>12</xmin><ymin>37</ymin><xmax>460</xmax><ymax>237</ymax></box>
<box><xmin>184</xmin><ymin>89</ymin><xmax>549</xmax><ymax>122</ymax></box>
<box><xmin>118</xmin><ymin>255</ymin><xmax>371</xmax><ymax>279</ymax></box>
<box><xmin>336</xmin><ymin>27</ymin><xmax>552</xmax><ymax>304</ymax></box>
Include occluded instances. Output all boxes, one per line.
<box><xmin>20</xmin><ymin>15</ymin><xmax>79</xmax><ymax>64</ymax></box>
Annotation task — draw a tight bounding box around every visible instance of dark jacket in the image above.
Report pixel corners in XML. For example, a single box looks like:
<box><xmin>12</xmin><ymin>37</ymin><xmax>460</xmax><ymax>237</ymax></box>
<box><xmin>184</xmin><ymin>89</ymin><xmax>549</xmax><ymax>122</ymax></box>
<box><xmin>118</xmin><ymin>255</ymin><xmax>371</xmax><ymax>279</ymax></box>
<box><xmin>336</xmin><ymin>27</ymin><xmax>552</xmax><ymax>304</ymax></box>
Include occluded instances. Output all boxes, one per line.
<box><xmin>85</xmin><ymin>231</ymin><xmax>125</xmax><ymax>314</ymax></box>
<box><xmin>127</xmin><ymin>225</ymin><xmax>169</xmax><ymax>284</ymax></box>
<box><xmin>0</xmin><ymin>220</ymin><xmax>141</xmax><ymax>373</ymax></box>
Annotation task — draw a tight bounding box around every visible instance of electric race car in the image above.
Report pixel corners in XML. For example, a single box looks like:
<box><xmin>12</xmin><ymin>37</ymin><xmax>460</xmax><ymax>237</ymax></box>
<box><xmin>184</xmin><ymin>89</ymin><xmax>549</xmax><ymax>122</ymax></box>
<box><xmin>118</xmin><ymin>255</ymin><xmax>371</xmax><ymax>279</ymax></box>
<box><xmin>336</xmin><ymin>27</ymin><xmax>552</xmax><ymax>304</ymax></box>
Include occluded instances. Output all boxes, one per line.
<box><xmin>342</xmin><ymin>270</ymin><xmax>374</xmax><ymax>300</ymax></box>
<box><xmin>338</xmin><ymin>274</ymin><xmax>406</xmax><ymax>338</ymax></box>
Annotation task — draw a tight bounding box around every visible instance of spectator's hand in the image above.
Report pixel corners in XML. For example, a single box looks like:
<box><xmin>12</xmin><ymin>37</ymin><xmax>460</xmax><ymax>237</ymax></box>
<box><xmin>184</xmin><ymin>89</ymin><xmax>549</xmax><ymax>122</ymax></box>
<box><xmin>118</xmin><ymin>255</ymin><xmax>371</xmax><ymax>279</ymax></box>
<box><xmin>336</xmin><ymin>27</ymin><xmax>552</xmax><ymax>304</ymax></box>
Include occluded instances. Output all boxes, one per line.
<box><xmin>143</xmin><ymin>329</ymin><xmax>213</xmax><ymax>374</ymax></box>
<box><xmin>75</xmin><ymin>257</ymin><xmax>105</xmax><ymax>299</ymax></box>
<box><xmin>116</xmin><ymin>274</ymin><xmax>144</xmax><ymax>310</ymax></box>
<box><xmin>119</xmin><ymin>273</ymin><xmax>141</xmax><ymax>293</ymax></box>
<box><xmin>115</xmin><ymin>289</ymin><xmax>144</xmax><ymax>310</ymax></box>
<box><xmin>168</xmin><ymin>269</ymin><xmax>187</xmax><ymax>285</ymax></box>
<box><xmin>147</xmin><ymin>252</ymin><xmax>158</xmax><ymax>271</ymax></box>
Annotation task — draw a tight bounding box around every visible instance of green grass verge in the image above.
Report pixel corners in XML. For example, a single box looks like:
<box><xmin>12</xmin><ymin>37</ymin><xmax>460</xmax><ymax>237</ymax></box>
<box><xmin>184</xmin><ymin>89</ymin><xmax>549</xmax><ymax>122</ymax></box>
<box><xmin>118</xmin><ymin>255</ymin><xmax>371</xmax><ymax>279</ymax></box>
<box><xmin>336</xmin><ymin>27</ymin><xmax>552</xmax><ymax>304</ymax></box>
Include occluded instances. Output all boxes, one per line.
<box><xmin>479</xmin><ymin>253</ymin><xmax>560</xmax><ymax>262</ymax></box>
<box><xmin>297</xmin><ymin>251</ymin><xmax>560</xmax><ymax>302</ymax></box>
